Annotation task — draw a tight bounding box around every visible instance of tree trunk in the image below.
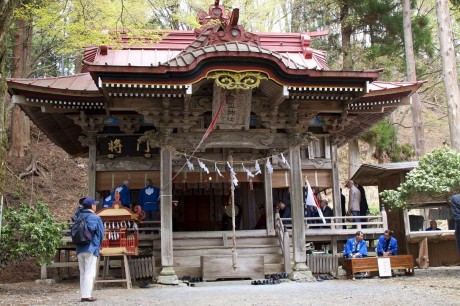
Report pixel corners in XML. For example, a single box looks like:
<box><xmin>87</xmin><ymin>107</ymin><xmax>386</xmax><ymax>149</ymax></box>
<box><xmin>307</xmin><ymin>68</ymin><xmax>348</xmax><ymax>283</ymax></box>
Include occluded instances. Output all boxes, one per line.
<box><xmin>0</xmin><ymin>0</ymin><xmax>21</xmax><ymax>192</ymax></box>
<box><xmin>74</xmin><ymin>53</ymin><xmax>83</xmax><ymax>74</ymax></box>
<box><xmin>9</xmin><ymin>16</ymin><xmax>31</xmax><ymax>158</ymax></box>
<box><xmin>436</xmin><ymin>0</ymin><xmax>460</xmax><ymax>151</ymax></box>
<box><xmin>340</xmin><ymin>1</ymin><xmax>358</xmax><ymax>171</ymax></box>
<box><xmin>402</xmin><ymin>0</ymin><xmax>425</xmax><ymax>158</ymax></box>
<box><xmin>340</xmin><ymin>1</ymin><xmax>353</xmax><ymax>70</ymax></box>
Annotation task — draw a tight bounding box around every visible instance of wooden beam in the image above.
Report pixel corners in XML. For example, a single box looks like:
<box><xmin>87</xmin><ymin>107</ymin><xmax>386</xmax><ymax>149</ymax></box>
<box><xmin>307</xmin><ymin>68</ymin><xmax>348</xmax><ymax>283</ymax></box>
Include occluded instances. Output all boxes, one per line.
<box><xmin>289</xmin><ymin>146</ymin><xmax>307</xmax><ymax>266</ymax></box>
<box><xmin>270</xmin><ymin>86</ymin><xmax>288</xmax><ymax>125</ymax></box>
<box><xmin>168</xmin><ymin>130</ymin><xmax>289</xmax><ymax>149</ymax></box>
<box><xmin>348</xmin><ymin>139</ymin><xmax>360</xmax><ymax>178</ymax></box>
<box><xmin>331</xmin><ymin>144</ymin><xmax>342</xmax><ymax>218</ymax></box>
<box><xmin>264</xmin><ymin>167</ymin><xmax>275</xmax><ymax>236</ymax></box>
<box><xmin>160</xmin><ymin>147</ymin><xmax>173</xmax><ymax>267</ymax></box>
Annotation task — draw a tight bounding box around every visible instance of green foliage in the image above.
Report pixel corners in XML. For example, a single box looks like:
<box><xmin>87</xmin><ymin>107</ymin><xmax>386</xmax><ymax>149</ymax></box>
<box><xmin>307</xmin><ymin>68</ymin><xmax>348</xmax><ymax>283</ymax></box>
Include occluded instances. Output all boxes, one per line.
<box><xmin>0</xmin><ymin>201</ymin><xmax>65</xmax><ymax>267</ymax></box>
<box><xmin>361</xmin><ymin>119</ymin><xmax>415</xmax><ymax>162</ymax></box>
<box><xmin>361</xmin><ymin>119</ymin><xmax>397</xmax><ymax>151</ymax></box>
<box><xmin>380</xmin><ymin>146</ymin><xmax>460</xmax><ymax>209</ymax></box>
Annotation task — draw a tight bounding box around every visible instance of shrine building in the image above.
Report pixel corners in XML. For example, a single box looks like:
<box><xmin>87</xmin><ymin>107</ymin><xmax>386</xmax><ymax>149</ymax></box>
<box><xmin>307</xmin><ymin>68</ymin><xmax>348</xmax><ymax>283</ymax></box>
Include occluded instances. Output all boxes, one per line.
<box><xmin>7</xmin><ymin>2</ymin><xmax>423</xmax><ymax>283</ymax></box>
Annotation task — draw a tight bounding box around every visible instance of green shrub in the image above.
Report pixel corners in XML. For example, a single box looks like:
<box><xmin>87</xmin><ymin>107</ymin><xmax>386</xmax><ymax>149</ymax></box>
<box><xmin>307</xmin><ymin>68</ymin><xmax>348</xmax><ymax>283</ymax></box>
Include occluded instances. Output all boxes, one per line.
<box><xmin>380</xmin><ymin>146</ymin><xmax>460</xmax><ymax>209</ymax></box>
<box><xmin>0</xmin><ymin>201</ymin><xmax>65</xmax><ymax>267</ymax></box>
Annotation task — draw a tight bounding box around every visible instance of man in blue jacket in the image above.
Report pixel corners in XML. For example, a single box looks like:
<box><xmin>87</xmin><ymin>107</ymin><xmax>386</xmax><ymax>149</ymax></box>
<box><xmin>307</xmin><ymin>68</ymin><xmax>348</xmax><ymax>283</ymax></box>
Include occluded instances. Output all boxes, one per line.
<box><xmin>111</xmin><ymin>180</ymin><xmax>131</xmax><ymax>208</ymax></box>
<box><xmin>376</xmin><ymin>230</ymin><xmax>398</xmax><ymax>256</ymax></box>
<box><xmin>138</xmin><ymin>178</ymin><xmax>161</xmax><ymax>222</ymax></box>
<box><xmin>75</xmin><ymin>197</ymin><xmax>104</xmax><ymax>302</ymax></box>
<box><xmin>344</xmin><ymin>231</ymin><xmax>368</xmax><ymax>258</ymax></box>
<box><xmin>449</xmin><ymin>194</ymin><xmax>460</xmax><ymax>253</ymax></box>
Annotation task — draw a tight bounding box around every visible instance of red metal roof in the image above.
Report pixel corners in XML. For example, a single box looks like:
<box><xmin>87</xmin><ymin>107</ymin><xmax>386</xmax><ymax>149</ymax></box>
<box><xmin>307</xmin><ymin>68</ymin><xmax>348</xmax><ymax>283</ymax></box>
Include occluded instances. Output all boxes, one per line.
<box><xmin>7</xmin><ymin>73</ymin><xmax>100</xmax><ymax>95</ymax></box>
<box><xmin>82</xmin><ymin>29</ymin><xmax>329</xmax><ymax>72</ymax></box>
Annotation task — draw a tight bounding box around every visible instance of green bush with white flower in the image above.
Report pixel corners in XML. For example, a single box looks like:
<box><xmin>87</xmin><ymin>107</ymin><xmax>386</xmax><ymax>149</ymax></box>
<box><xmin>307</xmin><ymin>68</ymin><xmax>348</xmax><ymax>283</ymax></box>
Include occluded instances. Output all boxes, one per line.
<box><xmin>380</xmin><ymin>146</ymin><xmax>460</xmax><ymax>209</ymax></box>
<box><xmin>0</xmin><ymin>201</ymin><xmax>65</xmax><ymax>267</ymax></box>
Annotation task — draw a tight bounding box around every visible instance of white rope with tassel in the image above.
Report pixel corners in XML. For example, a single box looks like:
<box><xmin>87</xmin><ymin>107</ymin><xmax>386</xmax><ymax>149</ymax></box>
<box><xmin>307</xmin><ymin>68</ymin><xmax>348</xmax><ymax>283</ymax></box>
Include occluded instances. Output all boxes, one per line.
<box><xmin>280</xmin><ymin>153</ymin><xmax>291</xmax><ymax>169</ymax></box>
<box><xmin>254</xmin><ymin>160</ymin><xmax>262</xmax><ymax>175</ymax></box>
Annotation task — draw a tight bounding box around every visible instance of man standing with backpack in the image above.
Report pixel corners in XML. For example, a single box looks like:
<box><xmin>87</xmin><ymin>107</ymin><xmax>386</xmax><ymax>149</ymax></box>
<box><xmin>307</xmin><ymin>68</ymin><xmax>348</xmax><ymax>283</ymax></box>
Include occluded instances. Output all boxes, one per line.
<box><xmin>75</xmin><ymin>197</ymin><xmax>104</xmax><ymax>302</ymax></box>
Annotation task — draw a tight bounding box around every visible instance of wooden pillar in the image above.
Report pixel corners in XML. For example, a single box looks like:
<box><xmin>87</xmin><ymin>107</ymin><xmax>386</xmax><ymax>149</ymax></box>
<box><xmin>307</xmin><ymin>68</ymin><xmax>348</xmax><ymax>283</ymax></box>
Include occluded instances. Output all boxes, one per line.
<box><xmin>88</xmin><ymin>133</ymin><xmax>96</xmax><ymax>198</ymax></box>
<box><xmin>264</xmin><ymin>167</ymin><xmax>275</xmax><ymax>235</ymax></box>
<box><xmin>348</xmin><ymin>139</ymin><xmax>360</xmax><ymax>178</ymax></box>
<box><xmin>288</xmin><ymin>146</ymin><xmax>314</xmax><ymax>281</ymax></box>
<box><xmin>158</xmin><ymin>147</ymin><xmax>178</xmax><ymax>285</ymax></box>
<box><xmin>331</xmin><ymin>144</ymin><xmax>342</xmax><ymax>219</ymax></box>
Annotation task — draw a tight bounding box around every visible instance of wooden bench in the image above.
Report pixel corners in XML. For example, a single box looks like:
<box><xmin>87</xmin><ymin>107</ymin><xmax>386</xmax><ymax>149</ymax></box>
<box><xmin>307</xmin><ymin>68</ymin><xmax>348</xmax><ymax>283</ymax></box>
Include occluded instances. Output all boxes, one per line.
<box><xmin>343</xmin><ymin>255</ymin><xmax>414</xmax><ymax>278</ymax></box>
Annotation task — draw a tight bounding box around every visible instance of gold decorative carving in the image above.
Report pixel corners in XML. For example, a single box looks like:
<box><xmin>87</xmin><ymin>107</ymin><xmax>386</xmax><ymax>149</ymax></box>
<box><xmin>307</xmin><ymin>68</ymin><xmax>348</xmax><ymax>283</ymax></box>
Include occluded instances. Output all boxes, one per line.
<box><xmin>207</xmin><ymin>71</ymin><xmax>268</xmax><ymax>90</ymax></box>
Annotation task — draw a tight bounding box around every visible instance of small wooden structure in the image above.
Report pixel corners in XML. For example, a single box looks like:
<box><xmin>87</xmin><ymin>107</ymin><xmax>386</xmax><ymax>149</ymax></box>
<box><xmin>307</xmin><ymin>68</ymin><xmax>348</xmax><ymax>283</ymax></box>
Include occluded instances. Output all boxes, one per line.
<box><xmin>97</xmin><ymin>202</ymin><xmax>140</xmax><ymax>256</ymax></box>
<box><xmin>352</xmin><ymin>162</ymin><xmax>460</xmax><ymax>267</ymax></box>
<box><xmin>95</xmin><ymin>196</ymin><xmax>141</xmax><ymax>288</ymax></box>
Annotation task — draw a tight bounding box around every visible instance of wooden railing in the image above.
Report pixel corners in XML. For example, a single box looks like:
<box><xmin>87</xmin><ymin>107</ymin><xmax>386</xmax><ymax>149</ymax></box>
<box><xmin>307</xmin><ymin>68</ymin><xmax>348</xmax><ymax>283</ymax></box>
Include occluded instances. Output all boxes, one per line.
<box><xmin>281</xmin><ymin>207</ymin><xmax>389</xmax><ymax>237</ymax></box>
<box><xmin>274</xmin><ymin>211</ymin><xmax>291</xmax><ymax>273</ymax></box>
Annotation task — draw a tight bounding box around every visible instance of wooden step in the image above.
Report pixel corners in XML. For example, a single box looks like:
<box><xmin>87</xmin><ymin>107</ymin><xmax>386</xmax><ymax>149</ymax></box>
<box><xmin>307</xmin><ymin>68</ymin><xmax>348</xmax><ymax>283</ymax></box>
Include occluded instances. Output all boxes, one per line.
<box><xmin>147</xmin><ymin>253</ymin><xmax>285</xmax><ymax>267</ymax></box>
<box><xmin>172</xmin><ymin>246</ymin><xmax>282</xmax><ymax>257</ymax></box>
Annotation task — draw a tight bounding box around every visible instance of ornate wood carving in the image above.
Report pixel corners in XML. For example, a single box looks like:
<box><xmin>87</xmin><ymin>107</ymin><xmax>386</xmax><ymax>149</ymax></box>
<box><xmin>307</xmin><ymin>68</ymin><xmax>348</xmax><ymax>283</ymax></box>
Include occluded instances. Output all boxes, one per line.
<box><xmin>70</xmin><ymin>112</ymin><xmax>104</xmax><ymax>134</ymax></box>
<box><xmin>78</xmin><ymin>134</ymin><xmax>97</xmax><ymax>147</ymax></box>
<box><xmin>138</xmin><ymin>129</ymin><xmax>173</xmax><ymax>150</ymax></box>
<box><xmin>287</xmin><ymin>129</ymin><xmax>316</xmax><ymax>147</ymax></box>
<box><xmin>163</xmin><ymin>130</ymin><xmax>288</xmax><ymax>150</ymax></box>
<box><xmin>113</xmin><ymin>115</ymin><xmax>142</xmax><ymax>134</ymax></box>
<box><xmin>208</xmin><ymin>71</ymin><xmax>268</xmax><ymax>91</ymax></box>
<box><xmin>195</xmin><ymin>2</ymin><xmax>259</xmax><ymax>46</ymax></box>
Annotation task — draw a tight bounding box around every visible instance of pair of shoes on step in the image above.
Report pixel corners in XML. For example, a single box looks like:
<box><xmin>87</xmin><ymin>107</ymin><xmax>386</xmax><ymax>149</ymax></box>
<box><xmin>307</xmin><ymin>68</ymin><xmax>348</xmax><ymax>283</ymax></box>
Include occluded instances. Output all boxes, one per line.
<box><xmin>81</xmin><ymin>297</ymin><xmax>97</xmax><ymax>302</ymax></box>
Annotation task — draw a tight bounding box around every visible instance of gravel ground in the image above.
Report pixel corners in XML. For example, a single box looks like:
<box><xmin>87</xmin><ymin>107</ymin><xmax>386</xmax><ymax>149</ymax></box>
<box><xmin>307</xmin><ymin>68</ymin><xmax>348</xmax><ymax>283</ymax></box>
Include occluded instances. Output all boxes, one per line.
<box><xmin>0</xmin><ymin>267</ymin><xmax>459</xmax><ymax>306</ymax></box>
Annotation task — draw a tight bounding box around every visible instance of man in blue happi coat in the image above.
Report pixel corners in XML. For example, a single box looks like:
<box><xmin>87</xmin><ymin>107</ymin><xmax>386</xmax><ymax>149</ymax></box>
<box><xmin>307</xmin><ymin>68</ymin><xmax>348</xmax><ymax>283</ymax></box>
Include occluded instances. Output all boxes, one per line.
<box><xmin>102</xmin><ymin>194</ymin><xmax>113</xmax><ymax>208</ymax></box>
<box><xmin>138</xmin><ymin>178</ymin><xmax>161</xmax><ymax>221</ymax></box>
<box><xmin>344</xmin><ymin>231</ymin><xmax>368</xmax><ymax>258</ymax></box>
<box><xmin>111</xmin><ymin>180</ymin><xmax>131</xmax><ymax>208</ymax></box>
<box><xmin>376</xmin><ymin>230</ymin><xmax>398</xmax><ymax>256</ymax></box>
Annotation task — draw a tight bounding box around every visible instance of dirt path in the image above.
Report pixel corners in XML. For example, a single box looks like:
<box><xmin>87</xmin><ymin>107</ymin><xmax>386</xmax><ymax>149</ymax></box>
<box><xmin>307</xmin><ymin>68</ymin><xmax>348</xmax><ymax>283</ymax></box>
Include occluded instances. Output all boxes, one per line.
<box><xmin>0</xmin><ymin>267</ymin><xmax>459</xmax><ymax>306</ymax></box>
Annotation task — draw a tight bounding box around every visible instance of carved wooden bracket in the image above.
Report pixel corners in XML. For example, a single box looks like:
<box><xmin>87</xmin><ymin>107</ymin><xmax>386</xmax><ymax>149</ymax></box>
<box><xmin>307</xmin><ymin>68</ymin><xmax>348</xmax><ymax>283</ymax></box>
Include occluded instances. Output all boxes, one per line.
<box><xmin>287</xmin><ymin>129</ymin><xmax>316</xmax><ymax>147</ymax></box>
<box><xmin>138</xmin><ymin>129</ymin><xmax>173</xmax><ymax>150</ymax></box>
<box><xmin>78</xmin><ymin>133</ymin><xmax>97</xmax><ymax>147</ymax></box>
<box><xmin>70</xmin><ymin>112</ymin><xmax>104</xmax><ymax>134</ymax></box>
<box><xmin>329</xmin><ymin>110</ymin><xmax>350</xmax><ymax>133</ymax></box>
<box><xmin>112</xmin><ymin>115</ymin><xmax>142</xmax><ymax>134</ymax></box>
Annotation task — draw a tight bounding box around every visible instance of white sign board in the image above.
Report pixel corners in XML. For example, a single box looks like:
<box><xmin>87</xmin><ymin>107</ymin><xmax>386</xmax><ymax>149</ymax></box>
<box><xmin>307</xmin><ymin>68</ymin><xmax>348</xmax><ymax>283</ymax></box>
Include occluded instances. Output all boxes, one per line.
<box><xmin>378</xmin><ymin>257</ymin><xmax>392</xmax><ymax>277</ymax></box>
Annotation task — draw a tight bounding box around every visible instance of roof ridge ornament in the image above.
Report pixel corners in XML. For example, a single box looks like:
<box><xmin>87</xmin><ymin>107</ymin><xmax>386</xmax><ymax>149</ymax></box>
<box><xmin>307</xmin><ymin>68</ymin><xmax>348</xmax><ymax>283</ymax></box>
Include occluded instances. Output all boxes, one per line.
<box><xmin>194</xmin><ymin>1</ymin><xmax>259</xmax><ymax>46</ymax></box>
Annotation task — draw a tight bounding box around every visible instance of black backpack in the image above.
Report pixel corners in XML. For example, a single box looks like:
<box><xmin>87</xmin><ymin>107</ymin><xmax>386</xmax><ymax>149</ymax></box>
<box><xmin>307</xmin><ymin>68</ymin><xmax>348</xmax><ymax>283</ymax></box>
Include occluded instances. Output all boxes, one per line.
<box><xmin>71</xmin><ymin>214</ymin><xmax>93</xmax><ymax>245</ymax></box>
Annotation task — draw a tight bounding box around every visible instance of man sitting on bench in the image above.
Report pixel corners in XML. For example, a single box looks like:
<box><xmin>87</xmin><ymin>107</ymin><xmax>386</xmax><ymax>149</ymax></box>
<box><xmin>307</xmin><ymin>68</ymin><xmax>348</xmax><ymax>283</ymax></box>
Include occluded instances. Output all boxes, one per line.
<box><xmin>376</xmin><ymin>229</ymin><xmax>398</xmax><ymax>257</ymax></box>
<box><xmin>344</xmin><ymin>231</ymin><xmax>368</xmax><ymax>258</ymax></box>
